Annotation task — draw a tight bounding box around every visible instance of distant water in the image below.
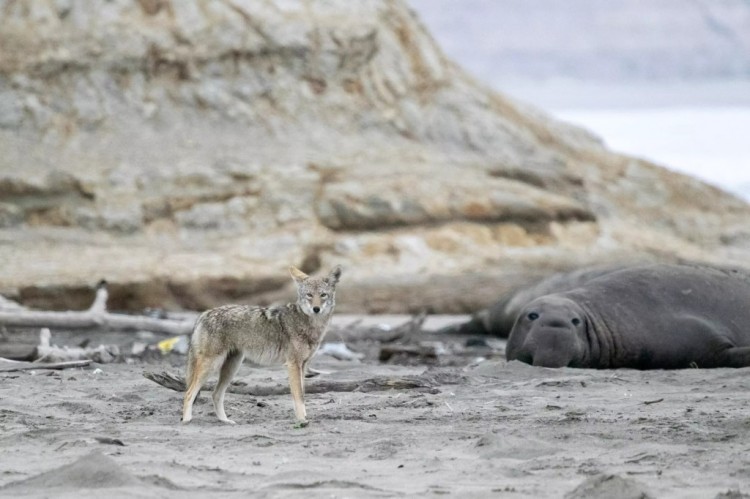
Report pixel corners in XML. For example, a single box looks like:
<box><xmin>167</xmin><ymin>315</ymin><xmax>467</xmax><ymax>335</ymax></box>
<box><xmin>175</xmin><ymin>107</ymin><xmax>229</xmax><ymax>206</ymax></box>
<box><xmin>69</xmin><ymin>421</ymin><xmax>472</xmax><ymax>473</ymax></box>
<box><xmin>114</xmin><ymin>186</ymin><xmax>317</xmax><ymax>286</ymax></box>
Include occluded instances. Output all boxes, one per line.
<box><xmin>553</xmin><ymin>107</ymin><xmax>750</xmax><ymax>201</ymax></box>
<box><xmin>405</xmin><ymin>0</ymin><xmax>750</xmax><ymax>202</ymax></box>
<box><xmin>495</xmin><ymin>80</ymin><xmax>750</xmax><ymax>202</ymax></box>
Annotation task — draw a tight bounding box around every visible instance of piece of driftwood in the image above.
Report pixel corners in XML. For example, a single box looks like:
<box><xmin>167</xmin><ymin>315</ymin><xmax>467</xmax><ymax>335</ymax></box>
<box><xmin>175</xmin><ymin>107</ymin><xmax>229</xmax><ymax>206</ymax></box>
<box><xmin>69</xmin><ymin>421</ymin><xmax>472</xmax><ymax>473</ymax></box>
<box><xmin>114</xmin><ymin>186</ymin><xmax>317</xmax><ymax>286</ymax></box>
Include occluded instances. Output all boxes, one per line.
<box><xmin>35</xmin><ymin>328</ymin><xmax>121</xmax><ymax>363</ymax></box>
<box><xmin>94</xmin><ymin>437</ymin><xmax>126</xmax><ymax>446</ymax></box>
<box><xmin>0</xmin><ymin>283</ymin><xmax>193</xmax><ymax>335</ymax></box>
<box><xmin>0</xmin><ymin>296</ymin><xmax>25</xmax><ymax>311</ymax></box>
<box><xmin>317</xmin><ymin>342</ymin><xmax>365</xmax><ymax>361</ymax></box>
<box><xmin>144</xmin><ymin>370</ymin><xmax>464</xmax><ymax>395</ymax></box>
<box><xmin>0</xmin><ymin>359</ymin><xmax>91</xmax><ymax>372</ymax></box>
<box><xmin>330</xmin><ymin>314</ymin><xmax>427</xmax><ymax>344</ymax></box>
<box><xmin>0</xmin><ymin>343</ymin><xmax>37</xmax><ymax>361</ymax></box>
<box><xmin>0</xmin><ymin>310</ymin><xmax>192</xmax><ymax>335</ymax></box>
<box><xmin>379</xmin><ymin>344</ymin><xmax>440</xmax><ymax>362</ymax></box>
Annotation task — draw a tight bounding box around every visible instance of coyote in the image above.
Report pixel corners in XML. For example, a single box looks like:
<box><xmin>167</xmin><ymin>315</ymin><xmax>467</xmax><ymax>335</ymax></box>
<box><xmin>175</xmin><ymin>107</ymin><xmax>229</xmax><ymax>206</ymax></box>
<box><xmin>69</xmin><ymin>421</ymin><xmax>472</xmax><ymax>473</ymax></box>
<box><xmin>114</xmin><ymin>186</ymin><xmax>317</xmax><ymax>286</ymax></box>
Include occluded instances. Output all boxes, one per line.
<box><xmin>181</xmin><ymin>265</ymin><xmax>343</xmax><ymax>426</ymax></box>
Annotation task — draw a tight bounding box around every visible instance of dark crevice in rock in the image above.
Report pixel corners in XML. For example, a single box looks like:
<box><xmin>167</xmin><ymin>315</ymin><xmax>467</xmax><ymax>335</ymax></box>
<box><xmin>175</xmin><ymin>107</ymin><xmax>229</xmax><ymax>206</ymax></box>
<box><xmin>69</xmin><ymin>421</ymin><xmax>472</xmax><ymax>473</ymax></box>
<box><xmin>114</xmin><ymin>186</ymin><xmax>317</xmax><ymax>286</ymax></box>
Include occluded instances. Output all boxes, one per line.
<box><xmin>0</xmin><ymin>174</ymin><xmax>94</xmax><ymax>201</ymax></box>
<box><xmin>487</xmin><ymin>166</ymin><xmax>584</xmax><ymax>191</ymax></box>
<box><xmin>318</xmin><ymin>201</ymin><xmax>596</xmax><ymax>233</ymax></box>
<box><xmin>0</xmin><ymin>173</ymin><xmax>96</xmax><ymax>227</ymax></box>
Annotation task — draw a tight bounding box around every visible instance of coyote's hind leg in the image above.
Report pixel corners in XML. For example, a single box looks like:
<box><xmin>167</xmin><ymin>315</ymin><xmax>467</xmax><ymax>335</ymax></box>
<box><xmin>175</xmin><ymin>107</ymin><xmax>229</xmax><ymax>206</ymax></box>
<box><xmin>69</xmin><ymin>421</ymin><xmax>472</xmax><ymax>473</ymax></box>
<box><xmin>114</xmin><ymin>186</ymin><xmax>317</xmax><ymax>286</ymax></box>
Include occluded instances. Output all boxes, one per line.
<box><xmin>182</xmin><ymin>353</ymin><xmax>217</xmax><ymax>424</ymax></box>
<box><xmin>213</xmin><ymin>351</ymin><xmax>244</xmax><ymax>424</ymax></box>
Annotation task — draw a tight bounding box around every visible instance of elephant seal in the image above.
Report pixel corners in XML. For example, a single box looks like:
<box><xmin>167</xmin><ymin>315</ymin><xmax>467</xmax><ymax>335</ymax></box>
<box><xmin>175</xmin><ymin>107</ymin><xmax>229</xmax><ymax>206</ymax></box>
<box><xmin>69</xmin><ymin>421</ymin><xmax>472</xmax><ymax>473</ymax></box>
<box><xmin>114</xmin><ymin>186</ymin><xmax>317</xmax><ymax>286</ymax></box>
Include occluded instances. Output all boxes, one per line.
<box><xmin>506</xmin><ymin>264</ymin><xmax>750</xmax><ymax>369</ymax></box>
<box><xmin>443</xmin><ymin>264</ymin><xmax>632</xmax><ymax>338</ymax></box>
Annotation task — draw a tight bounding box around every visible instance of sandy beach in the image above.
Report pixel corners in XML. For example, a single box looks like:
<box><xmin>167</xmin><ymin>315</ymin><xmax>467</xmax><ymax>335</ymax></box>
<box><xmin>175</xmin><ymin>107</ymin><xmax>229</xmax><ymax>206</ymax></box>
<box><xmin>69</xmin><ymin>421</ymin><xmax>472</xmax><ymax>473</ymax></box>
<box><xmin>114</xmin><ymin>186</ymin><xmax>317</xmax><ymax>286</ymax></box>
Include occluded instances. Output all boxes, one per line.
<box><xmin>1</xmin><ymin>317</ymin><xmax>748</xmax><ymax>498</ymax></box>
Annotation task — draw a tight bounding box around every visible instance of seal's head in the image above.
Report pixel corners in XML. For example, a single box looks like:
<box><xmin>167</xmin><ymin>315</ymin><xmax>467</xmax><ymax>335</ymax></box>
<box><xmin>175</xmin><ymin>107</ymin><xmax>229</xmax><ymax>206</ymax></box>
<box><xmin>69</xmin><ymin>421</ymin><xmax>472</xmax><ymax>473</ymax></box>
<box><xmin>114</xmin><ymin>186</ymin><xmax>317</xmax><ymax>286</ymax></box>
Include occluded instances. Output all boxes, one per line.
<box><xmin>507</xmin><ymin>295</ymin><xmax>587</xmax><ymax>368</ymax></box>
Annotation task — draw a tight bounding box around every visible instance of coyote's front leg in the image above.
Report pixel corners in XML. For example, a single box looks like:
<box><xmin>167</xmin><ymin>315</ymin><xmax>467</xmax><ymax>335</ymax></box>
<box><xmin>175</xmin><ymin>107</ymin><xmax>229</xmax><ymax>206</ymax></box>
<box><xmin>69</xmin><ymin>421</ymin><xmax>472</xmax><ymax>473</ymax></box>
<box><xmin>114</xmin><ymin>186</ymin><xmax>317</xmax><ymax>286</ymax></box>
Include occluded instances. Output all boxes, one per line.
<box><xmin>286</xmin><ymin>360</ymin><xmax>307</xmax><ymax>426</ymax></box>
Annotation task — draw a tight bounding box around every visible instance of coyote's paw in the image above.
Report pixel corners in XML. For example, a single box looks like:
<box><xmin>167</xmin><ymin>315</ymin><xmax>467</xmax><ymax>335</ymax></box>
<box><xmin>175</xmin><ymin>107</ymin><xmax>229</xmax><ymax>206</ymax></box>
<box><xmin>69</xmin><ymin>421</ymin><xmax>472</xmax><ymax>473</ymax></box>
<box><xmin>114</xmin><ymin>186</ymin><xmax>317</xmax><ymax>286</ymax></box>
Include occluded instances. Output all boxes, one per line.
<box><xmin>180</xmin><ymin>418</ymin><xmax>192</xmax><ymax>425</ymax></box>
<box><xmin>293</xmin><ymin>420</ymin><xmax>309</xmax><ymax>429</ymax></box>
<box><xmin>219</xmin><ymin>418</ymin><xmax>237</xmax><ymax>425</ymax></box>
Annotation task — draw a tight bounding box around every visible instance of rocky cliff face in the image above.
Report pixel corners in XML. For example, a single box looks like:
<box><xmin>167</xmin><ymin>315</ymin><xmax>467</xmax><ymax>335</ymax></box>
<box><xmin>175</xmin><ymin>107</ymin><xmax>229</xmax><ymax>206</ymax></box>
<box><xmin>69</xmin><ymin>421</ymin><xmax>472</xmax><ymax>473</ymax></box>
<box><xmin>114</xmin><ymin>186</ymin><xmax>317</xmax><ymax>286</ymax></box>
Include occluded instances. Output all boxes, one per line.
<box><xmin>1</xmin><ymin>0</ymin><xmax>749</xmax><ymax>312</ymax></box>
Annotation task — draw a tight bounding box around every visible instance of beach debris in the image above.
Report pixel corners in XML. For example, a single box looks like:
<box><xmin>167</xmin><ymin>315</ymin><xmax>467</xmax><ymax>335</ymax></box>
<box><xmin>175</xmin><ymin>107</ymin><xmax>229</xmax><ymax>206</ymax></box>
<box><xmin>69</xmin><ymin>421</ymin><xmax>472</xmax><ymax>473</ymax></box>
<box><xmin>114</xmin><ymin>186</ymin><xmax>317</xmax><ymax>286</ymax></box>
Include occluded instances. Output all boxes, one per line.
<box><xmin>131</xmin><ymin>342</ymin><xmax>148</xmax><ymax>356</ymax></box>
<box><xmin>323</xmin><ymin>314</ymin><xmax>453</xmax><ymax>366</ymax></box>
<box><xmin>0</xmin><ymin>358</ymin><xmax>92</xmax><ymax>372</ymax></box>
<box><xmin>87</xmin><ymin>280</ymin><xmax>108</xmax><ymax>314</ymax></box>
<box><xmin>642</xmin><ymin>398</ymin><xmax>664</xmax><ymax>405</ymax></box>
<box><xmin>465</xmin><ymin>337</ymin><xmax>490</xmax><ymax>348</ymax></box>
<box><xmin>35</xmin><ymin>328</ymin><xmax>120</xmax><ymax>363</ymax></box>
<box><xmin>156</xmin><ymin>335</ymin><xmax>189</xmax><ymax>355</ymax></box>
<box><xmin>0</xmin><ymin>335</ymin><xmax>37</xmax><ymax>360</ymax></box>
<box><xmin>379</xmin><ymin>342</ymin><xmax>445</xmax><ymax>363</ymax></box>
<box><xmin>0</xmin><ymin>281</ymin><xmax>193</xmax><ymax>335</ymax></box>
<box><xmin>0</xmin><ymin>295</ymin><xmax>25</xmax><ymax>311</ymax></box>
<box><xmin>715</xmin><ymin>489</ymin><xmax>750</xmax><ymax>499</ymax></box>
<box><xmin>143</xmin><ymin>307</ymin><xmax>169</xmax><ymax>319</ymax></box>
<box><xmin>329</xmin><ymin>314</ymin><xmax>427</xmax><ymax>344</ymax></box>
<box><xmin>325</xmin><ymin>314</ymin><xmax>504</xmax><ymax>367</ymax></box>
<box><xmin>94</xmin><ymin>436</ymin><xmax>126</xmax><ymax>446</ymax></box>
<box><xmin>144</xmin><ymin>369</ymin><xmax>465</xmax><ymax>395</ymax></box>
<box><xmin>463</xmin><ymin>357</ymin><xmax>487</xmax><ymax>370</ymax></box>
<box><xmin>305</xmin><ymin>367</ymin><xmax>327</xmax><ymax>378</ymax></box>
<box><xmin>0</xmin><ymin>307</ymin><xmax>192</xmax><ymax>335</ymax></box>
<box><xmin>317</xmin><ymin>342</ymin><xmax>365</xmax><ymax>361</ymax></box>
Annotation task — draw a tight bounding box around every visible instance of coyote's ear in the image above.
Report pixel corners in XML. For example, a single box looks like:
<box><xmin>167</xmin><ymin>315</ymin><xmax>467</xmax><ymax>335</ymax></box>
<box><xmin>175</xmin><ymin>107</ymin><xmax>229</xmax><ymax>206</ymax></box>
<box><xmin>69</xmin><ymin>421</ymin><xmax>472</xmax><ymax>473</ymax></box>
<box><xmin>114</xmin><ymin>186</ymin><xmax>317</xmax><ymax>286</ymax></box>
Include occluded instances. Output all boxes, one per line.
<box><xmin>289</xmin><ymin>266</ymin><xmax>309</xmax><ymax>284</ymax></box>
<box><xmin>327</xmin><ymin>265</ymin><xmax>342</xmax><ymax>285</ymax></box>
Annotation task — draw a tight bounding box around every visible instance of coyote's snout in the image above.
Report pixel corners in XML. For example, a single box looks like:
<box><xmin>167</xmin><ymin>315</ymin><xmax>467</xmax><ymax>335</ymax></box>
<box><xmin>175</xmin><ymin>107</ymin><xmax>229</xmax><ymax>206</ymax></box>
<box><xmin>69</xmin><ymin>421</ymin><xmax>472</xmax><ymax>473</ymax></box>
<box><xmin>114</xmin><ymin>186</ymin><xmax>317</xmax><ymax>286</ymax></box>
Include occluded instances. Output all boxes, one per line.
<box><xmin>181</xmin><ymin>265</ymin><xmax>343</xmax><ymax>426</ymax></box>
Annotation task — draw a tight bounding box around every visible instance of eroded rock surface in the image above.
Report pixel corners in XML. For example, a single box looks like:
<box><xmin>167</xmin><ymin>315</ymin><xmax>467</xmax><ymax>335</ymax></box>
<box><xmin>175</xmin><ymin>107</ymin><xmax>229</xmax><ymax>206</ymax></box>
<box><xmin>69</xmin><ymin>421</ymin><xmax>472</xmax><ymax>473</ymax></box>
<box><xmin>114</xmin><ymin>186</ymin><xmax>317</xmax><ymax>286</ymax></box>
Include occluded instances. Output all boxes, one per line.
<box><xmin>1</xmin><ymin>0</ymin><xmax>749</xmax><ymax>312</ymax></box>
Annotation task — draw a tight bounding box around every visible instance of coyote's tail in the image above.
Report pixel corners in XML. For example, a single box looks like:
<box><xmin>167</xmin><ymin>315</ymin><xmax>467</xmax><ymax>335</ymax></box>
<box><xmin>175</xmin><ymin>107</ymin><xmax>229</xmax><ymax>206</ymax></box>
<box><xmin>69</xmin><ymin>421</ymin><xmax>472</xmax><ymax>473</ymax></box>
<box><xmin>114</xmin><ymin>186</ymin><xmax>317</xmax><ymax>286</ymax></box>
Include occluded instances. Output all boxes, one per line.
<box><xmin>185</xmin><ymin>343</ymin><xmax>195</xmax><ymax>388</ymax></box>
<box><xmin>184</xmin><ymin>316</ymin><xmax>201</xmax><ymax>390</ymax></box>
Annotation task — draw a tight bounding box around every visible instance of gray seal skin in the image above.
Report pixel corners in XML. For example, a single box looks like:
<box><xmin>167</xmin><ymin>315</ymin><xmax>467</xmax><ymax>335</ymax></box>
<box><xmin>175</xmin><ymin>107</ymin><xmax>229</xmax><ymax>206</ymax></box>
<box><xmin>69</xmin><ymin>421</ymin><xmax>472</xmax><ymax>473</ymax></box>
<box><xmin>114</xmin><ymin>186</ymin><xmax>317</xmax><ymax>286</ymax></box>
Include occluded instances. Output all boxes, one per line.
<box><xmin>443</xmin><ymin>264</ymin><xmax>631</xmax><ymax>338</ymax></box>
<box><xmin>506</xmin><ymin>264</ymin><xmax>750</xmax><ymax>369</ymax></box>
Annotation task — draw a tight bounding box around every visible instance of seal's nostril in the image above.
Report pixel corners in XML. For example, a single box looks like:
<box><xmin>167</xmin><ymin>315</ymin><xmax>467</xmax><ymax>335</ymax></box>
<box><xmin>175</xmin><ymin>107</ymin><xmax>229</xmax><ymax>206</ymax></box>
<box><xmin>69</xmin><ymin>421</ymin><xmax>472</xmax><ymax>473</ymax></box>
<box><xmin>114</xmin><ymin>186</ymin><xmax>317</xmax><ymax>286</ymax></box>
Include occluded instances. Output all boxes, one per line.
<box><xmin>313</xmin><ymin>307</ymin><xmax>320</xmax><ymax>313</ymax></box>
<box><xmin>544</xmin><ymin>319</ymin><xmax>568</xmax><ymax>328</ymax></box>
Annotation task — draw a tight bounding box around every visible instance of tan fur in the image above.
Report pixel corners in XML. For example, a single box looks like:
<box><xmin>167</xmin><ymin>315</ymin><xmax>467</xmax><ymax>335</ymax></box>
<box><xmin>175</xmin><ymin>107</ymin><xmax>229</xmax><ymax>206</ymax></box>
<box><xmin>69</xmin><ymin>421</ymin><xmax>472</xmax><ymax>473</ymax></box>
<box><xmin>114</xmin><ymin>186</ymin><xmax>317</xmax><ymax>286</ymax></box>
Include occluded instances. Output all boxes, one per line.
<box><xmin>181</xmin><ymin>265</ymin><xmax>342</xmax><ymax>425</ymax></box>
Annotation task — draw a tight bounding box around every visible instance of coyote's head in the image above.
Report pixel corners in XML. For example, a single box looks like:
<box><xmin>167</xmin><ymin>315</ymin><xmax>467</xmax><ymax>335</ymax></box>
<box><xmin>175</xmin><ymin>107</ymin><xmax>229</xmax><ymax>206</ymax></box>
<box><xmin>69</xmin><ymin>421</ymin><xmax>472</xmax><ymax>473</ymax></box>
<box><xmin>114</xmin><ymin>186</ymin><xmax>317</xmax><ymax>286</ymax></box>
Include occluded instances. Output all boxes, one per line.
<box><xmin>289</xmin><ymin>265</ymin><xmax>343</xmax><ymax>317</ymax></box>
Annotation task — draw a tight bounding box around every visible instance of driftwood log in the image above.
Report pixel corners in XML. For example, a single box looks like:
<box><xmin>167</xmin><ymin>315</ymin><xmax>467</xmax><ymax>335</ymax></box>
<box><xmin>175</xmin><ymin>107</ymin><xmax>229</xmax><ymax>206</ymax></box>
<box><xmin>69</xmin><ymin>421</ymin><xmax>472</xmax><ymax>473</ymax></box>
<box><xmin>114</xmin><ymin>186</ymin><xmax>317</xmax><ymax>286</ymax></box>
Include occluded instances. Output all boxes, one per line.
<box><xmin>144</xmin><ymin>370</ymin><xmax>464</xmax><ymax>396</ymax></box>
<box><xmin>0</xmin><ymin>359</ymin><xmax>92</xmax><ymax>372</ymax></box>
<box><xmin>379</xmin><ymin>344</ymin><xmax>440</xmax><ymax>362</ymax></box>
<box><xmin>329</xmin><ymin>314</ymin><xmax>427</xmax><ymax>344</ymax></box>
<box><xmin>0</xmin><ymin>282</ymin><xmax>193</xmax><ymax>335</ymax></box>
<box><xmin>0</xmin><ymin>311</ymin><xmax>192</xmax><ymax>335</ymax></box>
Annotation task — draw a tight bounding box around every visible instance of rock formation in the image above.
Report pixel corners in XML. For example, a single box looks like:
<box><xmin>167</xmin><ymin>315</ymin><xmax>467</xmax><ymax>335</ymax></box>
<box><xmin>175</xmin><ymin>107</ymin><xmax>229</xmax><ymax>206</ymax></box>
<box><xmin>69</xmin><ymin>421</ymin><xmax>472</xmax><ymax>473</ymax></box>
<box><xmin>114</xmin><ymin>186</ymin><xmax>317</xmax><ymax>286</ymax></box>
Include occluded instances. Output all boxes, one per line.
<box><xmin>1</xmin><ymin>0</ymin><xmax>749</xmax><ymax>312</ymax></box>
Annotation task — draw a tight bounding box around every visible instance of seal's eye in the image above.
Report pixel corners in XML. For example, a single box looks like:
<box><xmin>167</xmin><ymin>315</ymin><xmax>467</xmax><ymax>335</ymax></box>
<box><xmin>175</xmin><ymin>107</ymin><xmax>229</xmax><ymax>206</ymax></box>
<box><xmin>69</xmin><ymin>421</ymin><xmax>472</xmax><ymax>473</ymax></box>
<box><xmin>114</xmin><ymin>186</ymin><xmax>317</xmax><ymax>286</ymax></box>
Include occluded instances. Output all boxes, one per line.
<box><xmin>572</xmin><ymin>318</ymin><xmax>581</xmax><ymax>326</ymax></box>
<box><xmin>527</xmin><ymin>312</ymin><xmax>539</xmax><ymax>321</ymax></box>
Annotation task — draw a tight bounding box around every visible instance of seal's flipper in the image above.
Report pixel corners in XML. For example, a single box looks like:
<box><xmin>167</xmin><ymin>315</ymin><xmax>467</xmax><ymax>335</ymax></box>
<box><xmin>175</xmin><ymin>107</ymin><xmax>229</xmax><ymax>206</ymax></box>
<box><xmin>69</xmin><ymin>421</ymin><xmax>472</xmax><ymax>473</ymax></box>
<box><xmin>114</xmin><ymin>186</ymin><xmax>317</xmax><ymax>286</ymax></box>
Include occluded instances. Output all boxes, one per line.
<box><xmin>723</xmin><ymin>346</ymin><xmax>750</xmax><ymax>368</ymax></box>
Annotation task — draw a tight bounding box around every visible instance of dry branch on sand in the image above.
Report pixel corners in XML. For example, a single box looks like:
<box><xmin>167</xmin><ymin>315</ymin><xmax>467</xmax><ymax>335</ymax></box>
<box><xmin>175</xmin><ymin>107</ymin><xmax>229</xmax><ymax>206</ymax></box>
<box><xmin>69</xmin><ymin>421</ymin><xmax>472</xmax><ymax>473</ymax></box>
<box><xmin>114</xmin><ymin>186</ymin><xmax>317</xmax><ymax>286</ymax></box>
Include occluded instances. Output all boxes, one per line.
<box><xmin>0</xmin><ymin>283</ymin><xmax>193</xmax><ymax>361</ymax></box>
<box><xmin>379</xmin><ymin>344</ymin><xmax>441</xmax><ymax>362</ymax></box>
<box><xmin>143</xmin><ymin>370</ymin><xmax>465</xmax><ymax>396</ymax></box>
<box><xmin>0</xmin><ymin>359</ymin><xmax>92</xmax><ymax>372</ymax></box>
<box><xmin>0</xmin><ymin>310</ymin><xmax>192</xmax><ymax>336</ymax></box>
<box><xmin>328</xmin><ymin>314</ymin><xmax>427</xmax><ymax>344</ymax></box>
<box><xmin>0</xmin><ymin>282</ymin><xmax>193</xmax><ymax>336</ymax></box>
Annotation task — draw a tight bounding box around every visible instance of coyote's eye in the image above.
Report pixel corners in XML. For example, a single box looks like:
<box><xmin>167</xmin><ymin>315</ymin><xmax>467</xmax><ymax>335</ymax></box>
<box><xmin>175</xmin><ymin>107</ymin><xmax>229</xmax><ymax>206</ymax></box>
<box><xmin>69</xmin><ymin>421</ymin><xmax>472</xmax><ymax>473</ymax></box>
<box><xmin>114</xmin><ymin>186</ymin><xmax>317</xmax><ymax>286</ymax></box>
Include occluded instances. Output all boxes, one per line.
<box><xmin>320</xmin><ymin>293</ymin><xmax>328</xmax><ymax>298</ymax></box>
<box><xmin>306</xmin><ymin>293</ymin><xmax>313</xmax><ymax>298</ymax></box>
